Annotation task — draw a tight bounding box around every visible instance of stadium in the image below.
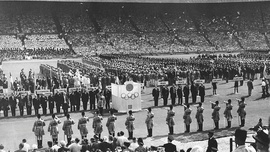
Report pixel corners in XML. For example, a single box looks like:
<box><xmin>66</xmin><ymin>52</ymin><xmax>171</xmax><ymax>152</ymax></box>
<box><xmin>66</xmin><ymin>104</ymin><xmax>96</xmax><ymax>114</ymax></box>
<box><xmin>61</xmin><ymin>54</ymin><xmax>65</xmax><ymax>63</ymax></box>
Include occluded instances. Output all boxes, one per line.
<box><xmin>0</xmin><ymin>0</ymin><xmax>270</xmax><ymax>152</ymax></box>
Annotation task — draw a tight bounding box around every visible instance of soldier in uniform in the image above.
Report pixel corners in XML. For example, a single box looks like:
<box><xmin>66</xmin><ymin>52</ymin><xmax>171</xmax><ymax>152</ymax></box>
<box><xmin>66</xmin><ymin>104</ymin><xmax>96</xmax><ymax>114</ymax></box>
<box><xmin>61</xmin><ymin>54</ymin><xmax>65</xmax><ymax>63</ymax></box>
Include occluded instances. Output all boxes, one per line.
<box><xmin>166</xmin><ymin>105</ymin><xmax>175</xmax><ymax>135</ymax></box>
<box><xmin>92</xmin><ymin>110</ymin><xmax>103</xmax><ymax>139</ymax></box>
<box><xmin>48</xmin><ymin>93</ymin><xmax>54</xmax><ymax>114</ymax></box>
<box><xmin>211</xmin><ymin>101</ymin><xmax>221</xmax><ymax>130</ymax></box>
<box><xmin>106</xmin><ymin>110</ymin><xmax>117</xmax><ymax>136</ymax></box>
<box><xmin>9</xmin><ymin>93</ymin><xmax>17</xmax><ymax>116</ymax></box>
<box><xmin>183</xmin><ymin>84</ymin><xmax>189</xmax><ymax>104</ymax></box>
<box><xmin>212</xmin><ymin>81</ymin><xmax>217</xmax><ymax>95</ymax></box>
<box><xmin>145</xmin><ymin>107</ymin><xmax>154</xmax><ymax>137</ymax></box>
<box><xmin>170</xmin><ymin>84</ymin><xmax>177</xmax><ymax>105</ymax></box>
<box><xmin>125</xmin><ymin>110</ymin><xmax>135</xmax><ymax>139</ymax></box>
<box><xmin>247</xmin><ymin>79</ymin><xmax>253</xmax><ymax>96</ymax></box>
<box><xmin>191</xmin><ymin>83</ymin><xmax>198</xmax><ymax>104</ymax></box>
<box><xmin>183</xmin><ymin>104</ymin><xmax>192</xmax><ymax>133</ymax></box>
<box><xmin>48</xmin><ymin>114</ymin><xmax>61</xmax><ymax>143</ymax></box>
<box><xmin>54</xmin><ymin>91</ymin><xmax>61</xmax><ymax>113</ymax></box>
<box><xmin>25</xmin><ymin>93</ymin><xmax>32</xmax><ymax>115</ymax></box>
<box><xmin>195</xmin><ymin>102</ymin><xmax>204</xmax><ymax>131</ymax></box>
<box><xmin>32</xmin><ymin>114</ymin><xmax>45</xmax><ymax>148</ymax></box>
<box><xmin>237</xmin><ymin>97</ymin><xmax>246</xmax><ymax>127</ymax></box>
<box><xmin>78</xmin><ymin>111</ymin><xmax>89</xmax><ymax>140</ymax></box>
<box><xmin>177</xmin><ymin>85</ymin><xmax>183</xmax><ymax>105</ymax></box>
<box><xmin>69</xmin><ymin>91</ymin><xmax>75</xmax><ymax>112</ymax></box>
<box><xmin>81</xmin><ymin>89</ymin><xmax>89</xmax><ymax>111</ymax></box>
<box><xmin>152</xmin><ymin>86</ymin><xmax>159</xmax><ymax>106</ymax></box>
<box><xmin>33</xmin><ymin>94</ymin><xmax>40</xmax><ymax>115</ymax></box>
<box><xmin>89</xmin><ymin>88</ymin><xmax>96</xmax><ymax>110</ymax></box>
<box><xmin>74</xmin><ymin>89</ymin><xmax>81</xmax><ymax>111</ymax></box>
<box><xmin>104</xmin><ymin>88</ymin><xmax>111</xmax><ymax>109</ymax></box>
<box><xmin>224</xmin><ymin>99</ymin><xmax>233</xmax><ymax>128</ymax></box>
<box><xmin>162</xmin><ymin>85</ymin><xmax>169</xmax><ymax>106</ymax></box>
<box><xmin>62</xmin><ymin>113</ymin><xmax>75</xmax><ymax>145</ymax></box>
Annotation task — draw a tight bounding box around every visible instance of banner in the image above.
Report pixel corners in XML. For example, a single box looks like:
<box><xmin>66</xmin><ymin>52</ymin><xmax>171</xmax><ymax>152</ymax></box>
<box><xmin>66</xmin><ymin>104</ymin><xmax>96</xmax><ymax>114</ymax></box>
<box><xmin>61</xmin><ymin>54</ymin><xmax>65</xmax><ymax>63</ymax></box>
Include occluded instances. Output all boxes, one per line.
<box><xmin>54</xmin><ymin>88</ymin><xmax>67</xmax><ymax>94</ymax></box>
<box><xmin>35</xmin><ymin>90</ymin><xmax>51</xmax><ymax>95</ymax></box>
<box><xmin>86</xmin><ymin>87</ymin><xmax>98</xmax><ymax>91</ymax></box>
<box><xmin>158</xmin><ymin>81</ymin><xmax>169</xmax><ymax>86</ymax></box>
<box><xmin>233</xmin><ymin>77</ymin><xmax>243</xmax><ymax>81</ymax></box>
<box><xmin>176</xmin><ymin>80</ymin><xmax>186</xmax><ymax>85</ymax></box>
<box><xmin>212</xmin><ymin>79</ymin><xmax>222</xmax><ymax>83</ymax></box>
<box><xmin>111</xmin><ymin>81</ymin><xmax>141</xmax><ymax>113</ymax></box>
<box><xmin>194</xmin><ymin>79</ymin><xmax>205</xmax><ymax>84</ymax></box>
<box><xmin>69</xmin><ymin>87</ymin><xmax>81</xmax><ymax>93</ymax></box>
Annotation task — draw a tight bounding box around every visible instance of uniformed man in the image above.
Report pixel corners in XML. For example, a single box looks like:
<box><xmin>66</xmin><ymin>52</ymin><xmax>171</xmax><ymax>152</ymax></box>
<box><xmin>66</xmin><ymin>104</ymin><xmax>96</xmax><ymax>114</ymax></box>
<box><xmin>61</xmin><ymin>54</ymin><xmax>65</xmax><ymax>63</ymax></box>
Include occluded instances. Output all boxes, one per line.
<box><xmin>54</xmin><ymin>91</ymin><xmax>61</xmax><ymax>113</ymax></box>
<box><xmin>18</xmin><ymin>94</ymin><xmax>26</xmax><ymax>116</ymax></box>
<box><xmin>224</xmin><ymin>99</ymin><xmax>233</xmax><ymax>128</ymax></box>
<box><xmin>234</xmin><ymin>75</ymin><xmax>239</xmax><ymax>94</ymax></box>
<box><xmin>92</xmin><ymin>110</ymin><xmax>103</xmax><ymax>139</ymax></box>
<box><xmin>183</xmin><ymin>84</ymin><xmax>189</xmax><ymax>104</ymax></box>
<box><xmin>183</xmin><ymin>104</ymin><xmax>192</xmax><ymax>133</ymax></box>
<box><xmin>69</xmin><ymin>91</ymin><xmax>75</xmax><ymax>112</ymax></box>
<box><xmin>2</xmin><ymin>95</ymin><xmax>9</xmax><ymax>117</ymax></box>
<box><xmin>212</xmin><ymin>81</ymin><xmax>217</xmax><ymax>95</ymax></box>
<box><xmin>247</xmin><ymin>79</ymin><xmax>253</xmax><ymax>96</ymax></box>
<box><xmin>9</xmin><ymin>93</ymin><xmax>17</xmax><ymax>116</ymax></box>
<box><xmin>74</xmin><ymin>89</ymin><xmax>81</xmax><ymax>111</ymax></box>
<box><xmin>25</xmin><ymin>93</ymin><xmax>32</xmax><ymax>115</ymax></box>
<box><xmin>195</xmin><ymin>102</ymin><xmax>204</xmax><ymax>131</ymax></box>
<box><xmin>62</xmin><ymin>92</ymin><xmax>69</xmax><ymax>116</ymax></box>
<box><xmin>48</xmin><ymin>93</ymin><xmax>54</xmax><ymax>114</ymax></box>
<box><xmin>211</xmin><ymin>101</ymin><xmax>221</xmax><ymax>130</ymax></box>
<box><xmin>206</xmin><ymin>131</ymin><xmax>218</xmax><ymax>152</ymax></box>
<box><xmin>237</xmin><ymin>97</ymin><xmax>246</xmax><ymax>127</ymax></box>
<box><xmin>191</xmin><ymin>83</ymin><xmax>198</xmax><ymax>104</ymax></box>
<box><xmin>32</xmin><ymin>114</ymin><xmax>45</xmax><ymax>148</ymax></box>
<box><xmin>48</xmin><ymin>114</ymin><xmax>61</xmax><ymax>143</ymax></box>
<box><xmin>152</xmin><ymin>86</ymin><xmax>159</xmax><ymax>106</ymax></box>
<box><xmin>89</xmin><ymin>88</ymin><xmax>96</xmax><ymax>110</ymax></box>
<box><xmin>81</xmin><ymin>89</ymin><xmax>89</xmax><ymax>111</ymax></box>
<box><xmin>106</xmin><ymin>110</ymin><xmax>117</xmax><ymax>136</ymax></box>
<box><xmin>162</xmin><ymin>85</ymin><xmax>169</xmax><ymax>106</ymax></box>
<box><xmin>166</xmin><ymin>105</ymin><xmax>175</xmax><ymax>135</ymax></box>
<box><xmin>78</xmin><ymin>111</ymin><xmax>89</xmax><ymax>140</ymax></box>
<box><xmin>62</xmin><ymin>113</ymin><xmax>75</xmax><ymax>145</ymax></box>
<box><xmin>104</xmin><ymin>88</ymin><xmax>111</xmax><ymax>109</ymax></box>
<box><xmin>125</xmin><ymin>110</ymin><xmax>135</xmax><ymax>139</ymax></box>
<box><xmin>177</xmin><ymin>85</ymin><xmax>183</xmax><ymax>105</ymax></box>
<box><xmin>145</xmin><ymin>107</ymin><xmax>154</xmax><ymax>137</ymax></box>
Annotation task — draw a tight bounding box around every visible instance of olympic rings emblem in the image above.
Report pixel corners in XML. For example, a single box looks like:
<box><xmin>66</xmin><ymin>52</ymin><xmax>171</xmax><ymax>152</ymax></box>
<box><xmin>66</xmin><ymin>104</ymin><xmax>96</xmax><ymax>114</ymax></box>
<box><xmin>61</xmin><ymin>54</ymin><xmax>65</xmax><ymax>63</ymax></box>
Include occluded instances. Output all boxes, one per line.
<box><xmin>121</xmin><ymin>92</ymin><xmax>139</xmax><ymax>100</ymax></box>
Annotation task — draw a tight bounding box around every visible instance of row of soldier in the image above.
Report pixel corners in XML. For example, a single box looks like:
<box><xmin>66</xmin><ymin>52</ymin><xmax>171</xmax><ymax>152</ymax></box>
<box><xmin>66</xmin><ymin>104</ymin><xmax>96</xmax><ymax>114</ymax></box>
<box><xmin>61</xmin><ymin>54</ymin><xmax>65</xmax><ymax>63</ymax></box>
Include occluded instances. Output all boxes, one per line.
<box><xmin>0</xmin><ymin>88</ymin><xmax>111</xmax><ymax>117</ymax></box>
<box><xmin>32</xmin><ymin>96</ymin><xmax>247</xmax><ymax>148</ymax></box>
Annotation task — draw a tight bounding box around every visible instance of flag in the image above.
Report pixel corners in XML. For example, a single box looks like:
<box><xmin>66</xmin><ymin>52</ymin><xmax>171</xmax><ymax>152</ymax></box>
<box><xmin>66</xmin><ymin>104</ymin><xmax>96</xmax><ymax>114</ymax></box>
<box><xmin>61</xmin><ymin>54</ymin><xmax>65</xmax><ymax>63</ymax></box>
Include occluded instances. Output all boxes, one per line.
<box><xmin>10</xmin><ymin>73</ymin><xmax>14</xmax><ymax>90</ymax></box>
<box><xmin>263</xmin><ymin>62</ymin><xmax>267</xmax><ymax>78</ymax></box>
<box><xmin>115</xmin><ymin>76</ymin><xmax>120</xmax><ymax>85</ymax></box>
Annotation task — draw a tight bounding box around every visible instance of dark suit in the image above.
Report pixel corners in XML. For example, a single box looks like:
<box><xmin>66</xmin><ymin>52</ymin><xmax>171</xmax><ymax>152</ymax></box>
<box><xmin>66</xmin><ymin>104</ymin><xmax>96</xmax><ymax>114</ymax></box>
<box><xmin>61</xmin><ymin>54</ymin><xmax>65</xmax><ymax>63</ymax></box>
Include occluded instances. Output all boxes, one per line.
<box><xmin>33</xmin><ymin>97</ymin><xmax>40</xmax><ymax>115</ymax></box>
<box><xmin>40</xmin><ymin>96</ymin><xmax>47</xmax><ymax>115</ymax></box>
<box><xmin>82</xmin><ymin>92</ymin><xmax>89</xmax><ymax>111</ymax></box>
<box><xmin>89</xmin><ymin>90</ymin><xmax>96</xmax><ymax>110</ymax></box>
<box><xmin>162</xmin><ymin>87</ymin><xmax>169</xmax><ymax>106</ymax></box>
<box><xmin>74</xmin><ymin>91</ymin><xmax>81</xmax><ymax>111</ymax></box>
<box><xmin>54</xmin><ymin>93</ymin><xmax>61</xmax><ymax>113</ymax></box>
<box><xmin>162</xmin><ymin>143</ymin><xmax>177</xmax><ymax>152</ymax></box>
<box><xmin>191</xmin><ymin>84</ymin><xmax>198</xmax><ymax>103</ymax></box>
<box><xmin>170</xmin><ymin>87</ymin><xmax>177</xmax><ymax>105</ymax></box>
<box><xmin>48</xmin><ymin>95</ymin><xmax>54</xmax><ymax>114</ymax></box>
<box><xmin>104</xmin><ymin>90</ymin><xmax>111</xmax><ymax>109</ymax></box>
<box><xmin>199</xmin><ymin>85</ymin><xmax>205</xmax><ymax>103</ymax></box>
<box><xmin>177</xmin><ymin>87</ymin><xmax>183</xmax><ymax>105</ymax></box>
<box><xmin>9</xmin><ymin>96</ymin><xmax>17</xmax><ymax>116</ymax></box>
<box><xmin>183</xmin><ymin>85</ymin><xmax>189</xmax><ymax>104</ymax></box>
<box><xmin>152</xmin><ymin>88</ymin><xmax>159</xmax><ymax>106</ymax></box>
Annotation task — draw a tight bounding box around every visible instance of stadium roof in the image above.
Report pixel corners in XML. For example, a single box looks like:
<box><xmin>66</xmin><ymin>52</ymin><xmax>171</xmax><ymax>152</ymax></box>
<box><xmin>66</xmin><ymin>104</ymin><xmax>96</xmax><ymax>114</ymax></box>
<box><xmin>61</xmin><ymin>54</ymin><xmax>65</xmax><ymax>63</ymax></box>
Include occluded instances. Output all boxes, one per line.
<box><xmin>1</xmin><ymin>0</ymin><xmax>269</xmax><ymax>3</ymax></box>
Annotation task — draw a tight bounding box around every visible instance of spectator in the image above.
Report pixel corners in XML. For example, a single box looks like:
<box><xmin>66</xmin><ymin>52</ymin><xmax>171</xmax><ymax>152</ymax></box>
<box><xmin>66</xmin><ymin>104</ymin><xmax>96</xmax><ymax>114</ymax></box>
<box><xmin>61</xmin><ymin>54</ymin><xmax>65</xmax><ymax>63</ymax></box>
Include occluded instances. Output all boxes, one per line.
<box><xmin>134</xmin><ymin>138</ymin><xmax>147</xmax><ymax>152</ymax></box>
<box><xmin>14</xmin><ymin>143</ymin><xmax>26</xmax><ymax>152</ymax></box>
<box><xmin>129</xmin><ymin>138</ymin><xmax>139</xmax><ymax>151</ymax></box>
<box><xmin>233</xmin><ymin>128</ymin><xmax>255</xmax><ymax>152</ymax></box>
<box><xmin>58</xmin><ymin>141</ymin><xmax>69</xmax><ymax>152</ymax></box>
<box><xmin>206</xmin><ymin>131</ymin><xmax>218</xmax><ymax>152</ymax></box>
<box><xmin>98</xmin><ymin>136</ymin><xmax>113</xmax><ymax>152</ymax></box>
<box><xmin>22</xmin><ymin>139</ymin><xmax>30</xmax><ymax>152</ymax></box>
<box><xmin>68</xmin><ymin>138</ymin><xmax>82</xmax><ymax>152</ymax></box>
<box><xmin>45</xmin><ymin>141</ymin><xmax>53</xmax><ymax>152</ymax></box>
<box><xmin>252</xmin><ymin>129</ymin><xmax>269</xmax><ymax>152</ymax></box>
<box><xmin>160</xmin><ymin>135</ymin><xmax>177</xmax><ymax>152</ymax></box>
<box><xmin>117</xmin><ymin>131</ymin><xmax>129</xmax><ymax>147</ymax></box>
<box><xmin>0</xmin><ymin>144</ymin><xmax>5</xmax><ymax>152</ymax></box>
<box><xmin>52</xmin><ymin>141</ymin><xmax>61</xmax><ymax>152</ymax></box>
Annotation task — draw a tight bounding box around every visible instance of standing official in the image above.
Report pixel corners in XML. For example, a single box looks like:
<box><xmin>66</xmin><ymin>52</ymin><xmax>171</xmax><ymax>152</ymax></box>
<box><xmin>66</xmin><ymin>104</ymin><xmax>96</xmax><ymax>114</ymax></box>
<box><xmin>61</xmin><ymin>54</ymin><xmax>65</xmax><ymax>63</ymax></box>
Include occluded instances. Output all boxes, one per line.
<box><xmin>152</xmin><ymin>86</ymin><xmax>159</xmax><ymax>106</ymax></box>
<box><xmin>54</xmin><ymin>91</ymin><xmax>61</xmax><ymax>113</ymax></box>
<box><xmin>104</xmin><ymin>88</ymin><xmax>111</xmax><ymax>109</ymax></box>
<box><xmin>69</xmin><ymin>91</ymin><xmax>75</xmax><ymax>112</ymax></box>
<box><xmin>224</xmin><ymin>99</ymin><xmax>233</xmax><ymax>128</ymax></box>
<box><xmin>199</xmin><ymin>84</ymin><xmax>205</xmax><ymax>103</ymax></box>
<box><xmin>40</xmin><ymin>94</ymin><xmax>47</xmax><ymax>115</ymax></box>
<box><xmin>191</xmin><ymin>83</ymin><xmax>198</xmax><ymax>104</ymax></box>
<box><xmin>195</xmin><ymin>102</ymin><xmax>204</xmax><ymax>132</ymax></box>
<box><xmin>183</xmin><ymin>84</ymin><xmax>189</xmax><ymax>104</ymax></box>
<box><xmin>237</xmin><ymin>97</ymin><xmax>247</xmax><ymax>127</ymax></box>
<box><xmin>18</xmin><ymin>94</ymin><xmax>25</xmax><ymax>116</ymax></box>
<box><xmin>170</xmin><ymin>85</ymin><xmax>177</xmax><ymax>105</ymax></box>
<box><xmin>89</xmin><ymin>88</ymin><xmax>96</xmax><ymax>110</ymax></box>
<box><xmin>125</xmin><ymin>110</ymin><xmax>135</xmax><ymax>140</ymax></box>
<box><xmin>81</xmin><ymin>89</ymin><xmax>89</xmax><ymax>111</ymax></box>
<box><xmin>9</xmin><ymin>93</ymin><xmax>17</xmax><ymax>116</ymax></box>
<box><xmin>62</xmin><ymin>113</ymin><xmax>75</xmax><ymax>145</ymax></box>
<box><xmin>247</xmin><ymin>79</ymin><xmax>253</xmax><ymax>96</ymax></box>
<box><xmin>26</xmin><ymin>93</ymin><xmax>32</xmax><ymax>115</ymax></box>
<box><xmin>166</xmin><ymin>105</ymin><xmax>175</xmax><ymax>135</ymax></box>
<box><xmin>212</xmin><ymin>81</ymin><xmax>217</xmax><ymax>95</ymax></box>
<box><xmin>106</xmin><ymin>110</ymin><xmax>117</xmax><ymax>136</ymax></box>
<box><xmin>48</xmin><ymin>114</ymin><xmax>61</xmax><ymax>143</ymax></box>
<box><xmin>211</xmin><ymin>101</ymin><xmax>221</xmax><ymax>130</ymax></box>
<box><xmin>74</xmin><ymin>89</ymin><xmax>81</xmax><ymax>111</ymax></box>
<box><xmin>177</xmin><ymin>85</ymin><xmax>183</xmax><ymax>105</ymax></box>
<box><xmin>32</xmin><ymin>114</ymin><xmax>45</xmax><ymax>148</ymax></box>
<box><xmin>33</xmin><ymin>94</ymin><xmax>40</xmax><ymax>115</ymax></box>
<box><xmin>48</xmin><ymin>93</ymin><xmax>54</xmax><ymax>114</ymax></box>
<box><xmin>162</xmin><ymin>86</ymin><xmax>169</xmax><ymax>106</ymax></box>
<box><xmin>2</xmin><ymin>95</ymin><xmax>9</xmax><ymax>117</ymax></box>
<box><xmin>234</xmin><ymin>75</ymin><xmax>239</xmax><ymax>94</ymax></box>
<box><xmin>145</xmin><ymin>107</ymin><xmax>154</xmax><ymax>137</ymax></box>
<box><xmin>183</xmin><ymin>104</ymin><xmax>192</xmax><ymax>133</ymax></box>
<box><xmin>78</xmin><ymin>112</ymin><xmax>89</xmax><ymax>140</ymax></box>
<box><xmin>92</xmin><ymin>110</ymin><xmax>103</xmax><ymax>139</ymax></box>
